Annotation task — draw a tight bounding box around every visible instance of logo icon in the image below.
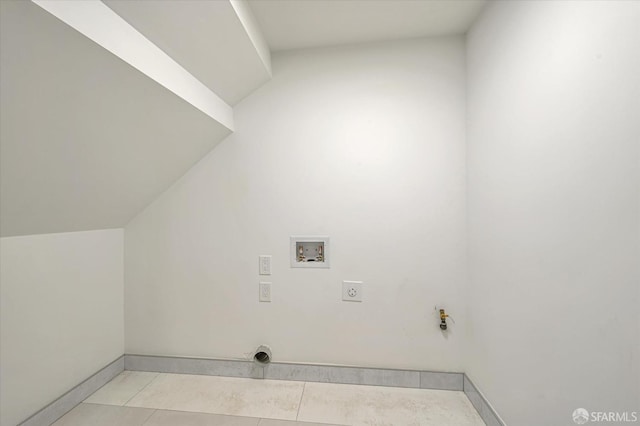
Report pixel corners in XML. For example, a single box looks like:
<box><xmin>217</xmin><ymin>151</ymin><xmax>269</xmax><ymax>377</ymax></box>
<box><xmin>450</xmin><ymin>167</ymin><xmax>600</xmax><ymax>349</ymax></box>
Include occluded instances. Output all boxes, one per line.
<box><xmin>573</xmin><ymin>408</ymin><xmax>589</xmax><ymax>424</ymax></box>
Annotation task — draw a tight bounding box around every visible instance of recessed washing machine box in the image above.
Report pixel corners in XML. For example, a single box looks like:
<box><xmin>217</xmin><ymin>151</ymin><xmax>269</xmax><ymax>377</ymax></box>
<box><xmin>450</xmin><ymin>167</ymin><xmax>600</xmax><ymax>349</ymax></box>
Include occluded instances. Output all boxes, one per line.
<box><xmin>290</xmin><ymin>236</ymin><xmax>330</xmax><ymax>268</ymax></box>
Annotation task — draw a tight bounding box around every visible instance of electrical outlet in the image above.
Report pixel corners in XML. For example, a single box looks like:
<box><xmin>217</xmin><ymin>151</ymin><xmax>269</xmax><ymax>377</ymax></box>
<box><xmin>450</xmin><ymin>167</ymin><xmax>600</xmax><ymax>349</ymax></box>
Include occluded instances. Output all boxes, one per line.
<box><xmin>259</xmin><ymin>282</ymin><xmax>271</xmax><ymax>302</ymax></box>
<box><xmin>342</xmin><ymin>281</ymin><xmax>363</xmax><ymax>302</ymax></box>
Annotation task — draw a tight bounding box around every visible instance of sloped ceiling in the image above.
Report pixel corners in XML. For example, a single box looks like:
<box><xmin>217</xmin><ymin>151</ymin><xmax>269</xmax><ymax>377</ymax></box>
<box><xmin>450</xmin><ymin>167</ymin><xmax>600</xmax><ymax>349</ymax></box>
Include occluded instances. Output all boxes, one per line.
<box><xmin>103</xmin><ymin>0</ymin><xmax>271</xmax><ymax>105</ymax></box>
<box><xmin>0</xmin><ymin>0</ymin><xmax>231</xmax><ymax>236</ymax></box>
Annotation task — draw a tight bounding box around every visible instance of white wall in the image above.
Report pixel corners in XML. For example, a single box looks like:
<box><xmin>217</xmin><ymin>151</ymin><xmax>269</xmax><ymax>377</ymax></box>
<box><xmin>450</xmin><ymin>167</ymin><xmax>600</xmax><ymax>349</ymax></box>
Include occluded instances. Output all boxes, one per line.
<box><xmin>466</xmin><ymin>1</ymin><xmax>640</xmax><ymax>425</ymax></box>
<box><xmin>0</xmin><ymin>229</ymin><xmax>124</xmax><ymax>426</ymax></box>
<box><xmin>125</xmin><ymin>37</ymin><xmax>467</xmax><ymax>371</ymax></box>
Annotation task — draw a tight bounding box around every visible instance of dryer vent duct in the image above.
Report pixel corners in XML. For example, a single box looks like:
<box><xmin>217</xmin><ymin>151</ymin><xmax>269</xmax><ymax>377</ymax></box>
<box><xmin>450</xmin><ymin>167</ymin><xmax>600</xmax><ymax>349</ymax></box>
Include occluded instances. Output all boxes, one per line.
<box><xmin>253</xmin><ymin>345</ymin><xmax>272</xmax><ymax>364</ymax></box>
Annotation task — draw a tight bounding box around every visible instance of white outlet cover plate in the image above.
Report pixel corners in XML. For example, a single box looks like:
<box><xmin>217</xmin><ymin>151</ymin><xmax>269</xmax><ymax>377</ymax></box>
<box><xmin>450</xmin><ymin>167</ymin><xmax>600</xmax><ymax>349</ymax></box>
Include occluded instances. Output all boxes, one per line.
<box><xmin>342</xmin><ymin>281</ymin><xmax>363</xmax><ymax>302</ymax></box>
<box><xmin>259</xmin><ymin>282</ymin><xmax>271</xmax><ymax>302</ymax></box>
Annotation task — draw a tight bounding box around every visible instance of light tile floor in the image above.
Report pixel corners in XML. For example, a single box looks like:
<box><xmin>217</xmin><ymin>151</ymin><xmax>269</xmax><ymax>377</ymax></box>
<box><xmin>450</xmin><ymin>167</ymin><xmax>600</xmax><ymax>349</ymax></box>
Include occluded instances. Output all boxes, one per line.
<box><xmin>53</xmin><ymin>372</ymin><xmax>485</xmax><ymax>426</ymax></box>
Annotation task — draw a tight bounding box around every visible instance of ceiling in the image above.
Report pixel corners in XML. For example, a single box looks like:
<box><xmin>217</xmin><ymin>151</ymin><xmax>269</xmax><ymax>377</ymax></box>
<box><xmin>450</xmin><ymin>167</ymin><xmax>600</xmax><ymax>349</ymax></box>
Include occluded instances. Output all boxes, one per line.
<box><xmin>0</xmin><ymin>1</ymin><xmax>231</xmax><ymax>236</ymax></box>
<box><xmin>248</xmin><ymin>0</ymin><xmax>487</xmax><ymax>51</ymax></box>
<box><xmin>1</xmin><ymin>0</ymin><xmax>487</xmax><ymax>237</ymax></box>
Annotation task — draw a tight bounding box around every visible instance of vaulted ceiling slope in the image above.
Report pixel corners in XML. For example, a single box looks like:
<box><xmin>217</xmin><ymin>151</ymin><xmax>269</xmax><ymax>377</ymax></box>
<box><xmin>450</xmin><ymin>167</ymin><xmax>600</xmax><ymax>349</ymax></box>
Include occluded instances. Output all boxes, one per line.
<box><xmin>103</xmin><ymin>0</ymin><xmax>271</xmax><ymax>105</ymax></box>
<box><xmin>0</xmin><ymin>0</ymin><xmax>233</xmax><ymax>236</ymax></box>
<box><xmin>248</xmin><ymin>0</ymin><xmax>486</xmax><ymax>51</ymax></box>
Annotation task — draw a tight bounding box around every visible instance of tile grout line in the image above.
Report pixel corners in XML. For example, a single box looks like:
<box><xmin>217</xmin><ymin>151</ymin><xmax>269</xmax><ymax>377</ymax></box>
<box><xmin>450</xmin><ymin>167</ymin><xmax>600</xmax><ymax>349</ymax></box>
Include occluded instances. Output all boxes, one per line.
<box><xmin>295</xmin><ymin>382</ymin><xmax>307</xmax><ymax>421</ymax></box>
<box><xmin>139</xmin><ymin>408</ymin><xmax>158</xmax><ymax>426</ymax></box>
<box><xmin>122</xmin><ymin>373</ymin><xmax>162</xmax><ymax>407</ymax></box>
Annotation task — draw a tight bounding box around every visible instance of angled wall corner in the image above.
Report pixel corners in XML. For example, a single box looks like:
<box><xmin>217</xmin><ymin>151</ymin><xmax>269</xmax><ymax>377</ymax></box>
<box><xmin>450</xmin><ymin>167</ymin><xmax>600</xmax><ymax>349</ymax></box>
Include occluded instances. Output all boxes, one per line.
<box><xmin>230</xmin><ymin>0</ymin><xmax>272</xmax><ymax>76</ymax></box>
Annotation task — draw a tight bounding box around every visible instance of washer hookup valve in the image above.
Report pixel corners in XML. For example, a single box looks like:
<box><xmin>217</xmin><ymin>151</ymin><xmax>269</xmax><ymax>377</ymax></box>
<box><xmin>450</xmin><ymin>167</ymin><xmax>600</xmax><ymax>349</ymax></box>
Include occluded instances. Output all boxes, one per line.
<box><xmin>439</xmin><ymin>309</ymin><xmax>449</xmax><ymax>331</ymax></box>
